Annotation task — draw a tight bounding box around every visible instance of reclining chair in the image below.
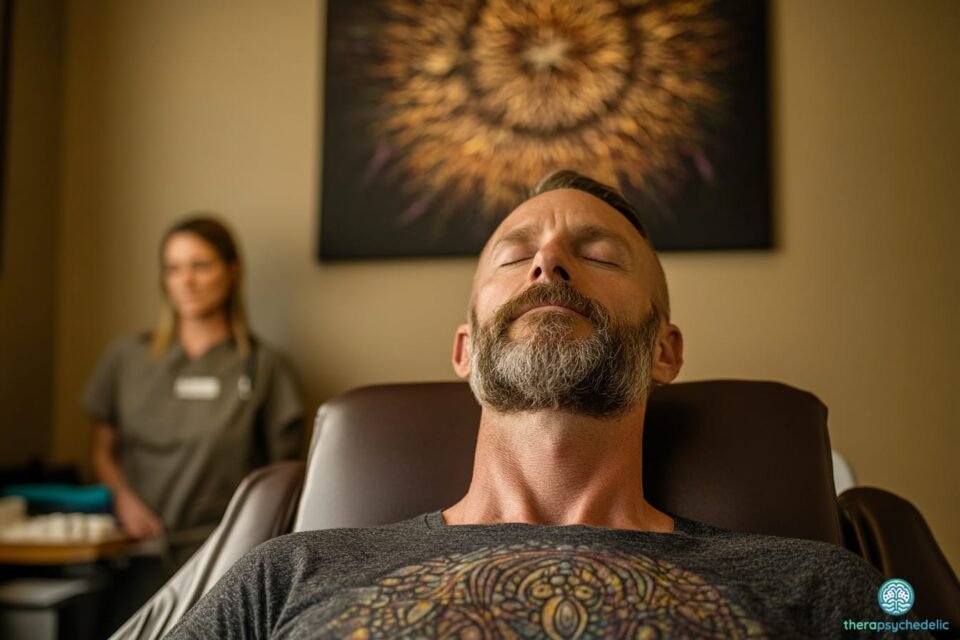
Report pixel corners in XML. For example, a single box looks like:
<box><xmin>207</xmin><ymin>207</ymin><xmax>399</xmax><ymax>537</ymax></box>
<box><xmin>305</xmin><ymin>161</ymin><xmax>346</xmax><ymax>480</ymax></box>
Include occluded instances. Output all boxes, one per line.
<box><xmin>112</xmin><ymin>380</ymin><xmax>960</xmax><ymax>639</ymax></box>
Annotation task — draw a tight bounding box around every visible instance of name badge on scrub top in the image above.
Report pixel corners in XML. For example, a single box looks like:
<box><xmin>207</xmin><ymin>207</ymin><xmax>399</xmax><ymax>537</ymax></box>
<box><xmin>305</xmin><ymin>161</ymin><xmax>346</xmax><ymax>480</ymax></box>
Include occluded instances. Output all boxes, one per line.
<box><xmin>174</xmin><ymin>376</ymin><xmax>221</xmax><ymax>400</ymax></box>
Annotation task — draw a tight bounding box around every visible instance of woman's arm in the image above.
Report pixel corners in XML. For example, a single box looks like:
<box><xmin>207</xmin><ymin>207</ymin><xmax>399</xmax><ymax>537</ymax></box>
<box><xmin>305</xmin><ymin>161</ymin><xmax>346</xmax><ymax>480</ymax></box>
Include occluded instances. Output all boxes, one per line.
<box><xmin>90</xmin><ymin>422</ymin><xmax>165</xmax><ymax>540</ymax></box>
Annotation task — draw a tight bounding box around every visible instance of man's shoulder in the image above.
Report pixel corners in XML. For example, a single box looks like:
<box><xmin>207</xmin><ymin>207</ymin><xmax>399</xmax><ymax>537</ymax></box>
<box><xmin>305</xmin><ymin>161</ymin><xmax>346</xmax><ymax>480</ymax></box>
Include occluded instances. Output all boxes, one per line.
<box><xmin>250</xmin><ymin>514</ymin><xmax>432</xmax><ymax>563</ymax></box>
<box><xmin>679</xmin><ymin>517</ymin><xmax>883</xmax><ymax>582</ymax></box>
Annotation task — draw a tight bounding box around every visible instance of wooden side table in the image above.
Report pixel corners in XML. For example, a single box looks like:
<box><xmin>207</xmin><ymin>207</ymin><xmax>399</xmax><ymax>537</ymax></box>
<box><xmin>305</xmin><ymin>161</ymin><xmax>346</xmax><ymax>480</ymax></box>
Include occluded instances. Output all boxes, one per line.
<box><xmin>0</xmin><ymin>537</ymin><xmax>131</xmax><ymax>565</ymax></box>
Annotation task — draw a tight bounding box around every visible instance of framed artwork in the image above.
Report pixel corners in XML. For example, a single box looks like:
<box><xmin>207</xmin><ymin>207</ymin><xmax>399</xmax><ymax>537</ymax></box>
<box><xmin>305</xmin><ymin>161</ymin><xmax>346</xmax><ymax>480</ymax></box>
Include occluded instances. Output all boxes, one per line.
<box><xmin>320</xmin><ymin>0</ymin><xmax>771</xmax><ymax>259</ymax></box>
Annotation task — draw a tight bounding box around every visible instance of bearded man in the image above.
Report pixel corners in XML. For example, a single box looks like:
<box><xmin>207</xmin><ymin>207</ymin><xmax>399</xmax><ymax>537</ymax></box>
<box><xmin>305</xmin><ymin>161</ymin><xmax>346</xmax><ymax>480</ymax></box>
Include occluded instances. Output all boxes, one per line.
<box><xmin>167</xmin><ymin>171</ymin><xmax>915</xmax><ymax>639</ymax></box>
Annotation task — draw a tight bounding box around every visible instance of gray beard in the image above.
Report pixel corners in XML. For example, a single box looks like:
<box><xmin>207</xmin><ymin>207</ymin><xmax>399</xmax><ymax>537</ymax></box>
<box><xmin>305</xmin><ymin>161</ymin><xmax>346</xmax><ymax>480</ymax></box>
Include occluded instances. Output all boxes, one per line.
<box><xmin>468</xmin><ymin>283</ymin><xmax>661</xmax><ymax>418</ymax></box>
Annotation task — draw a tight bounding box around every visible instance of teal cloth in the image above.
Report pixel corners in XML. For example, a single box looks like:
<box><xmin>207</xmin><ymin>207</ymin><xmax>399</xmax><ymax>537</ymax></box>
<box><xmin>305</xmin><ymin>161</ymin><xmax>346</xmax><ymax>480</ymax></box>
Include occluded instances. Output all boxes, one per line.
<box><xmin>2</xmin><ymin>484</ymin><xmax>113</xmax><ymax>513</ymax></box>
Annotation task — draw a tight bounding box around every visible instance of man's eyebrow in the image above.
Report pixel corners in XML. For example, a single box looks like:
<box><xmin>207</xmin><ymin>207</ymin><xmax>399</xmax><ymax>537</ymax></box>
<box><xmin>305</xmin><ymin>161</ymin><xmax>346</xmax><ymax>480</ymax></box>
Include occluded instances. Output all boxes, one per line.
<box><xmin>490</xmin><ymin>225</ymin><xmax>538</xmax><ymax>253</ymax></box>
<box><xmin>571</xmin><ymin>225</ymin><xmax>632</xmax><ymax>254</ymax></box>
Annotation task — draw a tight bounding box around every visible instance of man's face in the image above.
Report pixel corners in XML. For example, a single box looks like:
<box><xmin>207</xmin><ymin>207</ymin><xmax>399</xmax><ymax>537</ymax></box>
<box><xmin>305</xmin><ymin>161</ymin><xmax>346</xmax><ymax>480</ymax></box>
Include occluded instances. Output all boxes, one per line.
<box><xmin>456</xmin><ymin>188</ymin><xmax>678</xmax><ymax>417</ymax></box>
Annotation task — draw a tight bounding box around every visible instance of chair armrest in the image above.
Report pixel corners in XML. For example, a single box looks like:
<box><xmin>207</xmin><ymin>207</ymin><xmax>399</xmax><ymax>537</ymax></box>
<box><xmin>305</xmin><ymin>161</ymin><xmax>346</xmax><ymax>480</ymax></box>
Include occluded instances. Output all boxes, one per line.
<box><xmin>839</xmin><ymin>486</ymin><xmax>959</xmax><ymax>628</ymax></box>
<box><xmin>109</xmin><ymin>460</ymin><xmax>305</xmax><ymax>640</ymax></box>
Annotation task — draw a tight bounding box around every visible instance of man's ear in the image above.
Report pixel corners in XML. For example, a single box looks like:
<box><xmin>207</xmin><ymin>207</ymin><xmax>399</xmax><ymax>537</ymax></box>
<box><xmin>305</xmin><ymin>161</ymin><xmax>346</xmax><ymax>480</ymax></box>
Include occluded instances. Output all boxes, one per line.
<box><xmin>451</xmin><ymin>323</ymin><xmax>472</xmax><ymax>379</ymax></box>
<box><xmin>651</xmin><ymin>323</ymin><xmax>683</xmax><ymax>384</ymax></box>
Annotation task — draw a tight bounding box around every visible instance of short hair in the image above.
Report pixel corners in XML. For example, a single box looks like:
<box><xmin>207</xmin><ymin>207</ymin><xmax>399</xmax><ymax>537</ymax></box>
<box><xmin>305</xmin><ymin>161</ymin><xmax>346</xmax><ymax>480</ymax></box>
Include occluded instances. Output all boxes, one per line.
<box><xmin>529</xmin><ymin>170</ymin><xmax>671</xmax><ymax>321</ymax></box>
<box><xmin>532</xmin><ymin>170</ymin><xmax>651</xmax><ymax>239</ymax></box>
<box><xmin>151</xmin><ymin>215</ymin><xmax>253</xmax><ymax>357</ymax></box>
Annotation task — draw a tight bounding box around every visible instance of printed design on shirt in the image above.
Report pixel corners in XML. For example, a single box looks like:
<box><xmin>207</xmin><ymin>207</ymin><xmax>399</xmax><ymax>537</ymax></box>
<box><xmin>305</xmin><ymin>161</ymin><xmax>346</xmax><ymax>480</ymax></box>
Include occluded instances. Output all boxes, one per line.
<box><xmin>321</xmin><ymin>541</ymin><xmax>766</xmax><ymax>639</ymax></box>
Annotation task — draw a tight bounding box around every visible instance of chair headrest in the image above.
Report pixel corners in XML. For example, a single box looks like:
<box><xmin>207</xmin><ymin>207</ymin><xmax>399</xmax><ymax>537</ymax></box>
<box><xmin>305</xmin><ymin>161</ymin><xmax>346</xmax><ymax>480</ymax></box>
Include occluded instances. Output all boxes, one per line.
<box><xmin>294</xmin><ymin>380</ymin><xmax>841</xmax><ymax>545</ymax></box>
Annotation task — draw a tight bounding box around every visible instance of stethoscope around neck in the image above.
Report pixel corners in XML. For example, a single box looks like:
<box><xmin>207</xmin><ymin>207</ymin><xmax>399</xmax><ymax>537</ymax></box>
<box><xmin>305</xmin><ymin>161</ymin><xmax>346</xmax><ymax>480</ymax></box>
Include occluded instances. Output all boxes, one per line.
<box><xmin>238</xmin><ymin>344</ymin><xmax>258</xmax><ymax>401</ymax></box>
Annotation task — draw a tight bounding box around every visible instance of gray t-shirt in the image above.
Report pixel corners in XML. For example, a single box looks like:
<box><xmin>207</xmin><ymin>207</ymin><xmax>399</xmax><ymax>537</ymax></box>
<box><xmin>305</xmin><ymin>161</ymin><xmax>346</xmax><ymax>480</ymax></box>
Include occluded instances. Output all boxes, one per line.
<box><xmin>83</xmin><ymin>335</ymin><xmax>304</xmax><ymax>533</ymax></box>
<box><xmin>165</xmin><ymin>512</ymin><xmax>923</xmax><ymax>639</ymax></box>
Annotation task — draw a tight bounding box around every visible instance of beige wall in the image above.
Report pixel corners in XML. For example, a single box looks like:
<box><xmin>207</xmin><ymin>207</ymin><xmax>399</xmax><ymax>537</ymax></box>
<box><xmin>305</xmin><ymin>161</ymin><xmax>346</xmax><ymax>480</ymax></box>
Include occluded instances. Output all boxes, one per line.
<box><xmin>48</xmin><ymin>0</ymin><xmax>958</xmax><ymax>568</ymax></box>
<box><xmin>0</xmin><ymin>0</ymin><xmax>64</xmax><ymax>467</ymax></box>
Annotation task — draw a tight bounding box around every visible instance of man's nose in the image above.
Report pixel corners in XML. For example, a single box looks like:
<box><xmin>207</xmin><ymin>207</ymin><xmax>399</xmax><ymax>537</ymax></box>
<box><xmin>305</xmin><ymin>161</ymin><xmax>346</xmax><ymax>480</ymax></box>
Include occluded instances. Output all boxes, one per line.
<box><xmin>529</xmin><ymin>245</ymin><xmax>571</xmax><ymax>283</ymax></box>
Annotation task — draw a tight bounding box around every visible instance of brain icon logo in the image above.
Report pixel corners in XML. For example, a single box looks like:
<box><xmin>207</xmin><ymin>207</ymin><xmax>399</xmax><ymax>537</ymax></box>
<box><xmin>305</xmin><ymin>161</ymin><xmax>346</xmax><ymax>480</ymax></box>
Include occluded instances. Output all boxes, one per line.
<box><xmin>878</xmin><ymin>578</ymin><xmax>915</xmax><ymax>616</ymax></box>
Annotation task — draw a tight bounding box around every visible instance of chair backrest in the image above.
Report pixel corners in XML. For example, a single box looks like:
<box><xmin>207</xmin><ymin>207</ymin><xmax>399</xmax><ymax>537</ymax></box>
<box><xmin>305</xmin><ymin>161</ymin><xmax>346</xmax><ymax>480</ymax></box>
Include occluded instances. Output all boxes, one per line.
<box><xmin>294</xmin><ymin>380</ymin><xmax>842</xmax><ymax>545</ymax></box>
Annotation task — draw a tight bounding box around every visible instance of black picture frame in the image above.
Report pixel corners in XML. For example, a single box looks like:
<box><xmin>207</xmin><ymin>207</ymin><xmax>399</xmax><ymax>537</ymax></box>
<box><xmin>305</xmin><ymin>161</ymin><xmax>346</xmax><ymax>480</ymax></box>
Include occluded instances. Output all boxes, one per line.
<box><xmin>319</xmin><ymin>0</ymin><xmax>772</xmax><ymax>260</ymax></box>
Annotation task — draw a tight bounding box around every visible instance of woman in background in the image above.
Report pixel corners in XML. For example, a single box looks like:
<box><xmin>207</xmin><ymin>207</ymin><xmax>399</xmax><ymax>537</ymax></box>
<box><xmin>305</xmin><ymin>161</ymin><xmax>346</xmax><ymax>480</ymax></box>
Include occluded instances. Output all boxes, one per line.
<box><xmin>83</xmin><ymin>216</ymin><xmax>304</xmax><ymax>569</ymax></box>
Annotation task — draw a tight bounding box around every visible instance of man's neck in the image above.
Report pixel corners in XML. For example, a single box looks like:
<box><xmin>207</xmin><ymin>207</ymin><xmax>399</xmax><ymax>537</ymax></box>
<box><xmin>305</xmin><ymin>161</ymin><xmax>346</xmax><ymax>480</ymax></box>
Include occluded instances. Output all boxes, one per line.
<box><xmin>443</xmin><ymin>405</ymin><xmax>674</xmax><ymax>532</ymax></box>
<box><xmin>178</xmin><ymin>314</ymin><xmax>231</xmax><ymax>359</ymax></box>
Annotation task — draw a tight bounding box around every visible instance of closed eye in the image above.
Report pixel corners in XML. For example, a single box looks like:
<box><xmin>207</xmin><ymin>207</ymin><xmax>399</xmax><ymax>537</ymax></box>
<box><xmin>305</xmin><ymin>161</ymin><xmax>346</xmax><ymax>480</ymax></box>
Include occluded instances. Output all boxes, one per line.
<box><xmin>582</xmin><ymin>256</ymin><xmax>619</xmax><ymax>267</ymax></box>
<box><xmin>500</xmin><ymin>256</ymin><xmax>532</xmax><ymax>267</ymax></box>
<box><xmin>577</xmin><ymin>232</ymin><xmax>629</xmax><ymax>269</ymax></box>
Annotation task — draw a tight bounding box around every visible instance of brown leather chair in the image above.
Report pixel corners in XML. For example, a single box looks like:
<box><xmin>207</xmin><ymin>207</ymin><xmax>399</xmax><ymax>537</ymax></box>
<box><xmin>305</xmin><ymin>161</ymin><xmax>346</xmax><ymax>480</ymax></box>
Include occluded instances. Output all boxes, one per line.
<box><xmin>110</xmin><ymin>380</ymin><xmax>960</xmax><ymax>639</ymax></box>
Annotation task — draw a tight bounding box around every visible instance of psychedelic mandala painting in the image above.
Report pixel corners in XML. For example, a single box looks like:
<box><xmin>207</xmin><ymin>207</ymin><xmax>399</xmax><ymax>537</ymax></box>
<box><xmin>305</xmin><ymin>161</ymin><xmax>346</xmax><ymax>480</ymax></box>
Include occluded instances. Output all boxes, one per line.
<box><xmin>320</xmin><ymin>0</ymin><xmax>771</xmax><ymax>259</ymax></box>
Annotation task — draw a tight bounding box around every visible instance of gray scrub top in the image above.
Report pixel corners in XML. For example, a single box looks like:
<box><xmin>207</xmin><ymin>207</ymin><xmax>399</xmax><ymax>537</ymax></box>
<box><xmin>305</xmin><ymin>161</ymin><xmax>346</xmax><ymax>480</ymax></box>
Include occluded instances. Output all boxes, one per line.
<box><xmin>82</xmin><ymin>334</ymin><xmax>304</xmax><ymax>533</ymax></box>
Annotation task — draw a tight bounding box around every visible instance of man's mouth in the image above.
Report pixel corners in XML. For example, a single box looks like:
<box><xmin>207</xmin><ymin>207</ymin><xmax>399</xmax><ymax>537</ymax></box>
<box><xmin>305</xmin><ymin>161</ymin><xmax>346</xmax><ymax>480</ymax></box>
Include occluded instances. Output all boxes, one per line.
<box><xmin>513</xmin><ymin>302</ymin><xmax>585</xmax><ymax>321</ymax></box>
<box><xmin>494</xmin><ymin>283</ymin><xmax>599</xmax><ymax>328</ymax></box>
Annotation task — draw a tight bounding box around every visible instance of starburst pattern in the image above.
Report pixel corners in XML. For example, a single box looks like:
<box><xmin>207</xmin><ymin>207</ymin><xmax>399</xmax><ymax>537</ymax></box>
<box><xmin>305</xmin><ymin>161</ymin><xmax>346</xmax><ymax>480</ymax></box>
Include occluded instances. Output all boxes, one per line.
<box><xmin>357</xmin><ymin>0</ymin><xmax>729</xmax><ymax>222</ymax></box>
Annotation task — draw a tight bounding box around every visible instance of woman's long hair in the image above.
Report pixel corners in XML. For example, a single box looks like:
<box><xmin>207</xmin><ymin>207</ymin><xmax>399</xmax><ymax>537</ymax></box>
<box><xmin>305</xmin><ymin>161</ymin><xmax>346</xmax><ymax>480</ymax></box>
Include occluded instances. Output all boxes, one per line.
<box><xmin>150</xmin><ymin>215</ymin><xmax>252</xmax><ymax>358</ymax></box>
